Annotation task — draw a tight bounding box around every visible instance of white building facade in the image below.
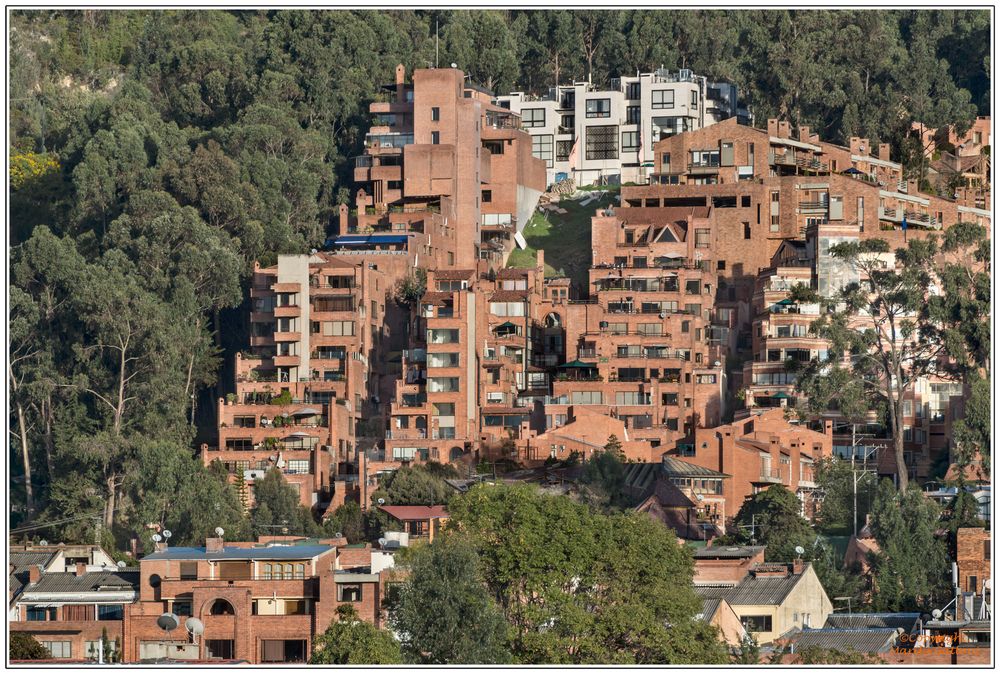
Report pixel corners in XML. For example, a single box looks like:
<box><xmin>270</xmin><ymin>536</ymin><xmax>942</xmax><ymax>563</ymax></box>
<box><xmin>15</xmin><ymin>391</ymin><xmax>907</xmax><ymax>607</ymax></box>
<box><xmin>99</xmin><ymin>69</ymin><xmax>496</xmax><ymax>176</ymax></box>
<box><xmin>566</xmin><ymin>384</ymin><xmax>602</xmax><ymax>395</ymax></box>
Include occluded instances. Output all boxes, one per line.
<box><xmin>496</xmin><ymin>69</ymin><xmax>748</xmax><ymax>187</ymax></box>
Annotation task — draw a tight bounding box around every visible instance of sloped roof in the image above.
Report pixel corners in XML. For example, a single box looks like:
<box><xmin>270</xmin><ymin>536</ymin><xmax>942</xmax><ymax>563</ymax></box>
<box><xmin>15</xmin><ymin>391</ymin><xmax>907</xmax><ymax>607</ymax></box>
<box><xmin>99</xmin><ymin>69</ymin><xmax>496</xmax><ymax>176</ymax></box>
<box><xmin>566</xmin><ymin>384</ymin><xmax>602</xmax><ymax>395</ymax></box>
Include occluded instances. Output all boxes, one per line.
<box><xmin>24</xmin><ymin>570</ymin><xmax>138</xmax><ymax>594</ymax></box>
<box><xmin>434</xmin><ymin>269</ymin><xmax>475</xmax><ymax>280</ymax></box>
<box><xmin>699</xmin><ymin>597</ymin><xmax>723</xmax><ymax>622</ymax></box>
<box><xmin>824</xmin><ymin>613</ymin><xmax>921</xmax><ymax>632</ymax></box>
<box><xmin>661</xmin><ymin>456</ymin><xmax>729</xmax><ymax>479</ymax></box>
<box><xmin>9</xmin><ymin>551</ymin><xmax>57</xmax><ymax>599</ymax></box>
<box><xmin>787</xmin><ymin>627</ymin><xmax>900</xmax><ymax>654</ymax></box>
<box><xmin>378</xmin><ymin>505</ymin><xmax>449</xmax><ymax>521</ymax></box>
<box><xmin>694</xmin><ymin>566</ymin><xmax>807</xmax><ymax>606</ymax></box>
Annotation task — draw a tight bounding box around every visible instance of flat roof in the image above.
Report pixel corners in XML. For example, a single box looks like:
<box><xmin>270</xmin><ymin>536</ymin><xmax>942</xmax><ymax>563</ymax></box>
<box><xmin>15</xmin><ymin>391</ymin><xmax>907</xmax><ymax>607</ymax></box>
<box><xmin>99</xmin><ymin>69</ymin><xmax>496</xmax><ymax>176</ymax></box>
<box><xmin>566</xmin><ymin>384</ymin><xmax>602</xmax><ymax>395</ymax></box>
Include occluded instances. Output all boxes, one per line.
<box><xmin>142</xmin><ymin>545</ymin><xmax>333</xmax><ymax>561</ymax></box>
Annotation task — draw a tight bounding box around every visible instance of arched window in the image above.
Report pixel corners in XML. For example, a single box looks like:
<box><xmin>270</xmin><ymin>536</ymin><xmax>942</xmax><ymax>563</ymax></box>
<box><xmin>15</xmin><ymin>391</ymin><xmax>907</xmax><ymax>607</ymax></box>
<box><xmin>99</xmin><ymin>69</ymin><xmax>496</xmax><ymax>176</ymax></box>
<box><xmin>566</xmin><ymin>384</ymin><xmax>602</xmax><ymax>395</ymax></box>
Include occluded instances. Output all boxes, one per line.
<box><xmin>294</xmin><ymin>564</ymin><xmax>305</xmax><ymax>580</ymax></box>
<box><xmin>209</xmin><ymin>599</ymin><xmax>235</xmax><ymax>615</ymax></box>
<box><xmin>283</xmin><ymin>563</ymin><xmax>293</xmax><ymax>580</ymax></box>
<box><xmin>262</xmin><ymin>564</ymin><xmax>272</xmax><ymax>580</ymax></box>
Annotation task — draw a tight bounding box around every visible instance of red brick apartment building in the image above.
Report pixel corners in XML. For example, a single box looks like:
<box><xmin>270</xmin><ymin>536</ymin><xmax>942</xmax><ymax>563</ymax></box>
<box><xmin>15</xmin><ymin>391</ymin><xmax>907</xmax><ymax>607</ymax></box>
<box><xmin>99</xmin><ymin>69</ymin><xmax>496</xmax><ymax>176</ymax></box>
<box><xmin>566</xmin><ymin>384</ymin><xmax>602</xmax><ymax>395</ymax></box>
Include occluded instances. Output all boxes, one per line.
<box><xmin>382</xmin><ymin>253</ymin><xmax>567</xmax><ymax>466</ymax></box>
<box><xmin>124</xmin><ymin>537</ymin><xmax>385</xmax><ymax>664</ymax></box>
<box><xmin>204</xmin><ymin>252</ymin><xmax>390</xmax><ymax>512</ymax></box>
<box><xmin>336</xmin><ymin>64</ymin><xmax>545</xmax><ymax>271</ymax></box>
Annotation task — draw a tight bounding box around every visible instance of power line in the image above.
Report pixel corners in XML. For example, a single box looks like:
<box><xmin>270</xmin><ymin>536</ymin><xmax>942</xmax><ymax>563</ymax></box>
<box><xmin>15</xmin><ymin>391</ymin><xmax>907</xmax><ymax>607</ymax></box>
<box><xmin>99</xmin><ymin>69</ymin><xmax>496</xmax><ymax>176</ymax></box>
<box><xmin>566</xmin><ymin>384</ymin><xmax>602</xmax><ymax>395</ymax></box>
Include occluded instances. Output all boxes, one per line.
<box><xmin>10</xmin><ymin>511</ymin><xmax>105</xmax><ymax>535</ymax></box>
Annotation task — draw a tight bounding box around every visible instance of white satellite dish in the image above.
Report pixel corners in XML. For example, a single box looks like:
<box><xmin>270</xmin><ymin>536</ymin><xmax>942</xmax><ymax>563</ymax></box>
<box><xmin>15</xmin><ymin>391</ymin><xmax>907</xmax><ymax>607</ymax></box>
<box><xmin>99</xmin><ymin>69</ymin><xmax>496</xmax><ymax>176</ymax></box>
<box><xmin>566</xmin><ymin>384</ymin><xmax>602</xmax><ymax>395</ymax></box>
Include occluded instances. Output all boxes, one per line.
<box><xmin>378</xmin><ymin>538</ymin><xmax>388</xmax><ymax>547</ymax></box>
<box><xmin>932</xmin><ymin>609</ymin><xmax>943</xmax><ymax>620</ymax></box>
<box><xmin>794</xmin><ymin>545</ymin><xmax>805</xmax><ymax>556</ymax></box>
<box><xmin>450</xmin><ymin>62</ymin><xmax>457</xmax><ymax>68</ymax></box>
<box><xmin>215</xmin><ymin>527</ymin><xmax>225</xmax><ymax>537</ymax></box>
<box><xmin>185</xmin><ymin>617</ymin><xmax>205</xmax><ymax>636</ymax></box>
<box><xmin>162</xmin><ymin>530</ymin><xmax>172</xmax><ymax>539</ymax></box>
<box><xmin>152</xmin><ymin>534</ymin><xmax>162</xmax><ymax>543</ymax></box>
<box><xmin>116</xmin><ymin>560</ymin><xmax>127</xmax><ymax>568</ymax></box>
<box><xmin>39</xmin><ymin>540</ymin><xmax>48</xmax><ymax>546</ymax></box>
<box><xmin>377</xmin><ymin>498</ymin><xmax>386</xmax><ymax>505</ymax></box>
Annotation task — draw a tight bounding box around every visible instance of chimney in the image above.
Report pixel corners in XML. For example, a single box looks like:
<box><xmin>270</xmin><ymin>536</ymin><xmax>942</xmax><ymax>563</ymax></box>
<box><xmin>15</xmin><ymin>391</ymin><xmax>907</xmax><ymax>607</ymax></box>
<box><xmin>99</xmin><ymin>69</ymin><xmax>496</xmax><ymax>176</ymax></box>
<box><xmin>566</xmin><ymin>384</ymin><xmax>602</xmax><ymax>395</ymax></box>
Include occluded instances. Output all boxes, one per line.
<box><xmin>792</xmin><ymin>558</ymin><xmax>804</xmax><ymax>575</ymax></box>
<box><xmin>798</xmin><ymin>125</ymin><xmax>810</xmax><ymax>142</ymax></box>
<box><xmin>339</xmin><ymin>203</ymin><xmax>349</xmax><ymax>232</ymax></box>
<box><xmin>28</xmin><ymin>565</ymin><xmax>42</xmax><ymax>584</ymax></box>
<box><xmin>75</xmin><ymin>562</ymin><xmax>87</xmax><ymax>577</ymax></box>
<box><xmin>907</xmin><ymin>179</ymin><xmax>918</xmax><ymax>194</ymax></box>
<box><xmin>536</xmin><ymin>249</ymin><xmax>545</xmax><ymax>276</ymax></box>
<box><xmin>777</xmin><ymin>121</ymin><xmax>791</xmax><ymax>139</ymax></box>
<box><xmin>395</xmin><ymin>63</ymin><xmax>405</xmax><ymax>87</ymax></box>
<box><xmin>767</xmin><ymin>119</ymin><xmax>779</xmax><ymax>137</ymax></box>
<box><xmin>878</xmin><ymin>143</ymin><xmax>891</xmax><ymax>162</ymax></box>
<box><xmin>206</xmin><ymin>537</ymin><xmax>225</xmax><ymax>554</ymax></box>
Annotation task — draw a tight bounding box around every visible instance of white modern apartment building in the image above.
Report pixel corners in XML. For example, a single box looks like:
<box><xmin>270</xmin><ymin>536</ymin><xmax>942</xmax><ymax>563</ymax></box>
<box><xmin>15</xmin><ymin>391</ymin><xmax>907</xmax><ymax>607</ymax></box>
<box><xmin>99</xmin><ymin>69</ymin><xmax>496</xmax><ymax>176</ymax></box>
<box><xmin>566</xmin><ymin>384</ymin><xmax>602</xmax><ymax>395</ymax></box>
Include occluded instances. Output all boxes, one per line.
<box><xmin>496</xmin><ymin>69</ymin><xmax>748</xmax><ymax>187</ymax></box>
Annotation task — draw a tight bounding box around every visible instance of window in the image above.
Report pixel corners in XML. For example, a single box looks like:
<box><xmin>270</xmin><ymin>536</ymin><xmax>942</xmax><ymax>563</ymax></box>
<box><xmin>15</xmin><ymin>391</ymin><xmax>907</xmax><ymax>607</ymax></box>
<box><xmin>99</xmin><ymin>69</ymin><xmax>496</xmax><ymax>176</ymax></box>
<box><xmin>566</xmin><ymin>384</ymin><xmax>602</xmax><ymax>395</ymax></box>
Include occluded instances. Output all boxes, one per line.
<box><xmin>522</xmin><ymin>108</ymin><xmax>545</xmax><ymax>128</ymax></box>
<box><xmin>430</xmin><ymin>107</ymin><xmax>440</xmax><ymax>121</ymax></box>
<box><xmin>556</xmin><ymin>140</ymin><xmax>573</xmax><ymax>162</ymax></box>
<box><xmin>570</xmin><ymin>391</ymin><xmax>603</xmax><ymax>405</ymax></box>
<box><xmin>179</xmin><ymin>561</ymin><xmax>198</xmax><ymax>580</ymax></box>
<box><xmin>696</xmin><ymin>374</ymin><xmax>717</xmax><ymax>384</ymax></box>
<box><xmin>626</xmin><ymin>105</ymin><xmax>641</xmax><ymax>124</ymax></box>
<box><xmin>40</xmin><ymin>641</ymin><xmax>72</xmax><ymax>659</ymax></box>
<box><xmin>621</xmin><ymin>131</ymin><xmax>639</xmax><ymax>152</ymax></box>
<box><xmin>586</xmin><ymin>125</ymin><xmax>618</xmax><ymax>160</ymax></box>
<box><xmin>338</xmin><ymin>583</ymin><xmax>363</xmax><ymax>602</ymax></box>
<box><xmin>741</xmin><ymin>195</ymin><xmax>751</xmax><ymax>207</ymax></box>
<box><xmin>770</xmin><ymin>215</ymin><xmax>780</xmax><ymax>232</ymax></box>
<box><xmin>626</xmin><ymin>82</ymin><xmax>641</xmax><ymax>100</ymax></box>
<box><xmin>430</xmin><ymin>131</ymin><xmax>440</xmax><ymax>145</ymax></box>
<box><xmin>532</xmin><ymin>135</ymin><xmax>554</xmax><ymax>167</ymax></box>
<box><xmin>652</xmin><ymin>89</ymin><xmax>675</xmax><ymax>109</ymax></box>
<box><xmin>691</xmin><ymin>90</ymin><xmax>698</xmax><ymax>109</ymax></box>
<box><xmin>743</xmin><ymin>615</ymin><xmax>772</xmax><ymax>632</ymax></box>
<box><xmin>206</xmin><ymin>640</ymin><xmax>235</xmax><ymax>660</ymax></box>
<box><xmin>172</xmin><ymin>599</ymin><xmax>193</xmax><ymax>616</ymax></box>
<box><xmin>98</xmin><ymin>604</ymin><xmax>124</xmax><ymax>621</ymax></box>
<box><xmin>969</xmin><ymin>575</ymin><xmax>978</xmax><ymax>593</ymax></box>
<box><xmin>585</xmin><ymin>98</ymin><xmax>611</xmax><ymax>118</ymax></box>
<box><xmin>209</xmin><ymin>599</ymin><xmax>236</xmax><ymax>615</ymax></box>
<box><xmin>481</xmin><ymin>189</ymin><xmax>492</xmax><ymax>203</ymax></box>
<box><xmin>286</xmin><ymin>459</ymin><xmax>310</xmax><ymax>474</ymax></box>
<box><xmin>695</xmin><ymin>229</ymin><xmax>711</xmax><ymax>248</ymax></box>
<box><xmin>27</xmin><ymin>606</ymin><xmax>56</xmax><ymax>621</ymax></box>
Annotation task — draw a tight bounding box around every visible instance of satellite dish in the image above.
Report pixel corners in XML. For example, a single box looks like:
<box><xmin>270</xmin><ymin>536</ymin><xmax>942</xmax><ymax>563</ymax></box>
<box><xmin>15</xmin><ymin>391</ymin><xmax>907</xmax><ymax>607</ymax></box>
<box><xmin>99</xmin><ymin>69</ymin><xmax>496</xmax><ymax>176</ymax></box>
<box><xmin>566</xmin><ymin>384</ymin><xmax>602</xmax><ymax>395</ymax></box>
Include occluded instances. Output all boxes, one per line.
<box><xmin>335</xmin><ymin>532</ymin><xmax>343</xmax><ymax>538</ymax></box>
<box><xmin>157</xmin><ymin>613</ymin><xmax>180</xmax><ymax>632</ymax></box>
<box><xmin>185</xmin><ymin>617</ymin><xmax>205</xmax><ymax>636</ymax></box>
<box><xmin>378</xmin><ymin>538</ymin><xmax>388</xmax><ymax>547</ymax></box>
<box><xmin>215</xmin><ymin>527</ymin><xmax>225</xmax><ymax>537</ymax></box>
<box><xmin>377</xmin><ymin>498</ymin><xmax>386</xmax><ymax>505</ymax></box>
<box><xmin>162</xmin><ymin>530</ymin><xmax>172</xmax><ymax>539</ymax></box>
<box><xmin>450</xmin><ymin>62</ymin><xmax>458</xmax><ymax>68</ymax></box>
<box><xmin>117</xmin><ymin>560</ymin><xmax>127</xmax><ymax>568</ymax></box>
<box><xmin>39</xmin><ymin>540</ymin><xmax>48</xmax><ymax>546</ymax></box>
<box><xmin>932</xmin><ymin>609</ymin><xmax>943</xmax><ymax>620</ymax></box>
<box><xmin>714</xmin><ymin>361</ymin><xmax>722</xmax><ymax>367</ymax></box>
<box><xmin>152</xmin><ymin>534</ymin><xmax>162</xmax><ymax>543</ymax></box>
<box><xmin>794</xmin><ymin>546</ymin><xmax>805</xmax><ymax>556</ymax></box>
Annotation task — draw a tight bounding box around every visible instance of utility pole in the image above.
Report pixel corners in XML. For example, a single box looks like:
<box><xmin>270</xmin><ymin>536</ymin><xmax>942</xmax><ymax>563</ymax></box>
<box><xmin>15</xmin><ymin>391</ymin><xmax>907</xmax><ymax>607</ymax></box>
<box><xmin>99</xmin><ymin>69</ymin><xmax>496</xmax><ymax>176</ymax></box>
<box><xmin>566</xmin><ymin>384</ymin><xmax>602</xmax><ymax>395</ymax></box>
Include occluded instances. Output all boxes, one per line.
<box><xmin>849</xmin><ymin>422</ymin><xmax>876</xmax><ymax>537</ymax></box>
<box><xmin>435</xmin><ymin>19</ymin><xmax>439</xmax><ymax>69</ymax></box>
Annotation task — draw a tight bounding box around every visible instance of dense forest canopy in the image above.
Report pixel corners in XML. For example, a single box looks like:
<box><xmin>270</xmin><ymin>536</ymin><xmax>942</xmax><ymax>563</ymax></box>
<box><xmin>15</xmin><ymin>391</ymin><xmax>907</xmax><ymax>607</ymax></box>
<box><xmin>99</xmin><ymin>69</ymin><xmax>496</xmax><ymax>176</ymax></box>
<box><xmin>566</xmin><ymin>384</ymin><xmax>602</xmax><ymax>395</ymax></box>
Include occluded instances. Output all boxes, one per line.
<box><xmin>7</xmin><ymin>9</ymin><xmax>990</xmax><ymax>548</ymax></box>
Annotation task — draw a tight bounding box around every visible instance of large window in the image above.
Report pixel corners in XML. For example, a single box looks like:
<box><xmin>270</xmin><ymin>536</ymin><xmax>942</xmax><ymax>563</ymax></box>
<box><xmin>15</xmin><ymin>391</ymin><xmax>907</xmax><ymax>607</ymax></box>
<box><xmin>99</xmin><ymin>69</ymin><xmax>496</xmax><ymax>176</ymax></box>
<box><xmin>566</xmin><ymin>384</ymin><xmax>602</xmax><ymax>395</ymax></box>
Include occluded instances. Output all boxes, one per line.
<box><xmin>743</xmin><ymin>615</ymin><xmax>772</xmax><ymax>632</ymax></box>
<box><xmin>40</xmin><ymin>641</ymin><xmax>72</xmax><ymax>658</ymax></box>
<box><xmin>556</xmin><ymin>140</ymin><xmax>573</xmax><ymax>162</ymax></box>
<box><xmin>27</xmin><ymin>606</ymin><xmax>56</xmax><ymax>621</ymax></box>
<box><xmin>337</xmin><ymin>584</ymin><xmax>363</xmax><ymax>602</ymax></box>
<box><xmin>621</xmin><ymin>131</ymin><xmax>639</xmax><ymax>152</ymax></box>
<box><xmin>522</xmin><ymin>108</ymin><xmax>545</xmax><ymax>128</ymax></box>
<box><xmin>586</xmin><ymin>125</ymin><xmax>619</xmax><ymax>160</ymax></box>
<box><xmin>98</xmin><ymin>604</ymin><xmax>124</xmax><ymax>621</ymax></box>
<box><xmin>570</xmin><ymin>391</ymin><xmax>603</xmax><ymax>405</ymax></box>
<box><xmin>585</xmin><ymin>98</ymin><xmax>611</xmax><ymax>118</ymax></box>
<box><xmin>532</xmin><ymin>135</ymin><xmax>554</xmax><ymax>167</ymax></box>
<box><xmin>626</xmin><ymin>105</ymin><xmax>641</xmax><ymax>124</ymax></box>
<box><xmin>652</xmin><ymin>89</ymin><xmax>675</xmax><ymax>109</ymax></box>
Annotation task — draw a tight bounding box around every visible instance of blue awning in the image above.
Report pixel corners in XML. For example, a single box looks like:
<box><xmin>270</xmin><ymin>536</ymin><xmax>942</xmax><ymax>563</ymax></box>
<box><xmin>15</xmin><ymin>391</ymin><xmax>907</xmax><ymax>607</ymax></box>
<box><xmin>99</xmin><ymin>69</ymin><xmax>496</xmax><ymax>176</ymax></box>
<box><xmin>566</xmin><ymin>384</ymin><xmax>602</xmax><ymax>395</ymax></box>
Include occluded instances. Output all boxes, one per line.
<box><xmin>332</xmin><ymin>234</ymin><xmax>409</xmax><ymax>246</ymax></box>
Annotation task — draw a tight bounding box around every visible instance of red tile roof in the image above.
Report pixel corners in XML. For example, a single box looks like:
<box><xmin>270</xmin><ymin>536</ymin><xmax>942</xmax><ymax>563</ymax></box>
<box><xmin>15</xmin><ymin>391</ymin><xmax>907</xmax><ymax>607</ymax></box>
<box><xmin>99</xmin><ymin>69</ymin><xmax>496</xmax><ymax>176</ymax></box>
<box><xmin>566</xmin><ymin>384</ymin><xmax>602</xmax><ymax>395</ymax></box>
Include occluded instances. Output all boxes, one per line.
<box><xmin>378</xmin><ymin>505</ymin><xmax>449</xmax><ymax>521</ymax></box>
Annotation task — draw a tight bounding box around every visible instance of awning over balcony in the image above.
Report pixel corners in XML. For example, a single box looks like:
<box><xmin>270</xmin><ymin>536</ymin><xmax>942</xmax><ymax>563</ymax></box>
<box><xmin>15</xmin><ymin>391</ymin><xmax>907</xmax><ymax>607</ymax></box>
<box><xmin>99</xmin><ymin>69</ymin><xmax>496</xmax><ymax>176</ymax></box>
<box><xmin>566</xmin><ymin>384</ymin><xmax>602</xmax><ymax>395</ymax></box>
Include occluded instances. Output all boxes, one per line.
<box><xmin>332</xmin><ymin>234</ymin><xmax>409</xmax><ymax>246</ymax></box>
<box><xmin>292</xmin><ymin>407</ymin><xmax>321</xmax><ymax>417</ymax></box>
<box><xmin>560</xmin><ymin>359</ymin><xmax>597</xmax><ymax>368</ymax></box>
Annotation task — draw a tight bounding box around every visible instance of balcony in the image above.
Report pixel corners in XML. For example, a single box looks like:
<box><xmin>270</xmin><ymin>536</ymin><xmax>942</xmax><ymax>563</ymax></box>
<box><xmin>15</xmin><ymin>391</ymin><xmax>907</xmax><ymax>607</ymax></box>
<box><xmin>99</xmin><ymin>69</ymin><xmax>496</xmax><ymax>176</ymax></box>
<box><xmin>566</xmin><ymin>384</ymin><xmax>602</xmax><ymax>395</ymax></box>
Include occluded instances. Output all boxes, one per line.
<box><xmin>755</xmin><ymin>469</ymin><xmax>783</xmax><ymax>484</ymax></box>
<box><xmin>386</xmin><ymin>428</ymin><xmax>428</xmax><ymax>440</ymax></box>
<box><xmin>798</xmin><ymin>200</ymin><xmax>829</xmax><ymax>213</ymax></box>
<box><xmin>687</xmin><ymin>161</ymin><xmax>721</xmax><ymax>175</ymax></box>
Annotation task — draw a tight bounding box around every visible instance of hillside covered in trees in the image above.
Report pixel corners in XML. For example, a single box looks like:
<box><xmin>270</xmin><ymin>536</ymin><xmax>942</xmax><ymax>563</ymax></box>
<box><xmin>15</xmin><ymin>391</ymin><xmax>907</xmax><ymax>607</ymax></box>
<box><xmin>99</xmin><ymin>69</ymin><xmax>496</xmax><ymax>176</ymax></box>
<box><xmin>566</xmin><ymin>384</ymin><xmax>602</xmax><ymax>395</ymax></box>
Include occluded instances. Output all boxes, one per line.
<box><xmin>7</xmin><ymin>10</ymin><xmax>990</xmax><ymax>548</ymax></box>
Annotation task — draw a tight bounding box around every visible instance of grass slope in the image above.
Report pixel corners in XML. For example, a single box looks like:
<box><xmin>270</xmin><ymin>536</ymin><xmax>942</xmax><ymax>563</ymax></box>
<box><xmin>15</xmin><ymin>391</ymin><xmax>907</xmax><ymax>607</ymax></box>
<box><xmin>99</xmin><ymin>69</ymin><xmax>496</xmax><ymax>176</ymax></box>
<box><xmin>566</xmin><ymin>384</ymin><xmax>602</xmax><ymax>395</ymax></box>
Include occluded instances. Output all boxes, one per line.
<box><xmin>507</xmin><ymin>190</ymin><xmax>618</xmax><ymax>292</ymax></box>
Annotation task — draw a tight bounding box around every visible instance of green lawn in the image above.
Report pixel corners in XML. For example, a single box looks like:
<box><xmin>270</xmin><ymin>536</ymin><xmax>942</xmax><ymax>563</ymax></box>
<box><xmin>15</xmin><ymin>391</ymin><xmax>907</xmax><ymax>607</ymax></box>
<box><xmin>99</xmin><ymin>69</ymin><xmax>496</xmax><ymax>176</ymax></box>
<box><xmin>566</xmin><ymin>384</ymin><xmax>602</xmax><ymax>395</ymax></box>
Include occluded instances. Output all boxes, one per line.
<box><xmin>507</xmin><ymin>191</ymin><xmax>618</xmax><ymax>291</ymax></box>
